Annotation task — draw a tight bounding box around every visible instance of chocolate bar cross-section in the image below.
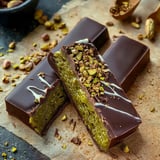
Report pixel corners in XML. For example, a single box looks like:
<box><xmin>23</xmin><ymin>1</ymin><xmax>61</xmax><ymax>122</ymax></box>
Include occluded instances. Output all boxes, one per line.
<box><xmin>49</xmin><ymin>42</ymin><xmax>142</xmax><ymax>152</ymax></box>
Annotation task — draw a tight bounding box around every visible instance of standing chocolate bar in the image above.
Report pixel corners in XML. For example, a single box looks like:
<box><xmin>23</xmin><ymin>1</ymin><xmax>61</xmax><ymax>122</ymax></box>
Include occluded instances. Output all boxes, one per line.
<box><xmin>48</xmin><ymin>41</ymin><xmax>141</xmax><ymax>152</ymax></box>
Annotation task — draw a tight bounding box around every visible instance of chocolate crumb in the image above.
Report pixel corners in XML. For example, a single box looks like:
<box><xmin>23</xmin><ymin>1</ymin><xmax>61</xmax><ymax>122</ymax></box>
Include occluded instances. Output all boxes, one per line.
<box><xmin>112</xmin><ymin>35</ymin><xmax>119</xmax><ymax>41</ymax></box>
<box><xmin>71</xmin><ymin>137</ymin><xmax>81</xmax><ymax>145</ymax></box>
<box><xmin>69</xmin><ymin>119</ymin><xmax>77</xmax><ymax>131</ymax></box>
<box><xmin>54</xmin><ymin>128</ymin><xmax>59</xmax><ymax>137</ymax></box>
<box><xmin>54</xmin><ymin>128</ymin><xmax>62</xmax><ymax>140</ymax></box>
<box><xmin>109</xmin><ymin>151</ymin><xmax>118</xmax><ymax>159</ymax></box>
<box><xmin>41</xmin><ymin>33</ymin><xmax>50</xmax><ymax>41</ymax></box>
<box><xmin>106</xmin><ymin>21</ymin><xmax>114</xmax><ymax>27</ymax></box>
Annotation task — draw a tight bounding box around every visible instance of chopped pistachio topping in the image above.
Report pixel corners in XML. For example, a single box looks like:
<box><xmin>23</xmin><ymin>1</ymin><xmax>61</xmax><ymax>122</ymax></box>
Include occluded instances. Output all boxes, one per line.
<box><xmin>66</xmin><ymin>43</ymin><xmax>109</xmax><ymax>98</ymax></box>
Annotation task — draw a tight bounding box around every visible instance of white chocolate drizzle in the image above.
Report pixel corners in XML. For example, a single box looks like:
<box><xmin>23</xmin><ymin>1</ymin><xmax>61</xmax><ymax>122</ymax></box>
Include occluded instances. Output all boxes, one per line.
<box><xmin>38</xmin><ymin>74</ymin><xmax>51</xmax><ymax>88</ymax></box>
<box><xmin>27</xmin><ymin>74</ymin><xmax>52</xmax><ymax>103</ymax></box>
<box><xmin>98</xmin><ymin>54</ymin><xmax>104</xmax><ymax>63</ymax></box>
<box><xmin>95</xmin><ymin>102</ymin><xmax>141</xmax><ymax>121</ymax></box>
<box><xmin>101</xmin><ymin>81</ymin><xmax>131</xmax><ymax>104</ymax></box>
<box><xmin>75</xmin><ymin>38</ymin><xmax>89</xmax><ymax>44</ymax></box>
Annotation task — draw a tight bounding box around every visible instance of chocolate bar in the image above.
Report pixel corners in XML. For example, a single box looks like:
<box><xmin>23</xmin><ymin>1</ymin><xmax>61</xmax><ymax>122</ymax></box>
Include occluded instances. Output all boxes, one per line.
<box><xmin>49</xmin><ymin>41</ymin><xmax>141</xmax><ymax>152</ymax></box>
<box><xmin>0</xmin><ymin>126</ymin><xmax>50</xmax><ymax>160</ymax></box>
<box><xmin>5</xmin><ymin>17</ymin><xmax>109</xmax><ymax>135</ymax></box>
<box><xmin>103</xmin><ymin>36</ymin><xmax>150</xmax><ymax>92</ymax></box>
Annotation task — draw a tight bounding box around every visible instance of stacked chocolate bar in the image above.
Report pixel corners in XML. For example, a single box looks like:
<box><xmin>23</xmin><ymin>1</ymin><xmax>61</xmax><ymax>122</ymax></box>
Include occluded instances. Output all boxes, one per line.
<box><xmin>5</xmin><ymin>17</ymin><xmax>150</xmax><ymax>151</ymax></box>
<box><xmin>5</xmin><ymin>17</ymin><xmax>109</xmax><ymax>135</ymax></box>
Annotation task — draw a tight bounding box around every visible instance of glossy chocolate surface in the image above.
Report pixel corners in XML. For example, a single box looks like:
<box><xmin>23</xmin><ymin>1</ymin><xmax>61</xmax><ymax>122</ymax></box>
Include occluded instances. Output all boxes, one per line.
<box><xmin>5</xmin><ymin>17</ymin><xmax>109</xmax><ymax>134</ymax></box>
<box><xmin>103</xmin><ymin>36</ymin><xmax>150</xmax><ymax>92</ymax></box>
<box><xmin>95</xmin><ymin>71</ymin><xmax>141</xmax><ymax>146</ymax></box>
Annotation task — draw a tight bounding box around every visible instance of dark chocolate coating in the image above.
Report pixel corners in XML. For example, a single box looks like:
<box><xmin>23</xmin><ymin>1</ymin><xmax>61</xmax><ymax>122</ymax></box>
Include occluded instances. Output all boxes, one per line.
<box><xmin>5</xmin><ymin>17</ymin><xmax>109</xmax><ymax>134</ymax></box>
<box><xmin>52</xmin><ymin>17</ymin><xmax>109</xmax><ymax>51</ymax></box>
<box><xmin>103</xmin><ymin>36</ymin><xmax>150</xmax><ymax>92</ymax></box>
<box><xmin>95</xmin><ymin>71</ymin><xmax>141</xmax><ymax>147</ymax></box>
<box><xmin>0</xmin><ymin>126</ymin><xmax>50</xmax><ymax>160</ymax></box>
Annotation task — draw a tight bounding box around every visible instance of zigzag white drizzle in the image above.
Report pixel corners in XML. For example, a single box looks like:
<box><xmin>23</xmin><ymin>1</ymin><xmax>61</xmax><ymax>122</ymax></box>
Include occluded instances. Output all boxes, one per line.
<box><xmin>95</xmin><ymin>102</ymin><xmax>141</xmax><ymax>121</ymax></box>
<box><xmin>27</xmin><ymin>74</ymin><xmax>51</xmax><ymax>103</ymax></box>
<box><xmin>97</xmin><ymin>54</ymin><xmax>131</xmax><ymax>103</ymax></box>
<box><xmin>101</xmin><ymin>81</ymin><xmax>131</xmax><ymax>104</ymax></box>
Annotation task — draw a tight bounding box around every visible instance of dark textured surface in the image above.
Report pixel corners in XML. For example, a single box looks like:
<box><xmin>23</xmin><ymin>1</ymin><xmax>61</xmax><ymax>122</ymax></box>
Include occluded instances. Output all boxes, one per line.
<box><xmin>0</xmin><ymin>0</ymin><xmax>69</xmax><ymax>51</ymax></box>
<box><xmin>0</xmin><ymin>126</ymin><xmax>50</xmax><ymax>160</ymax></box>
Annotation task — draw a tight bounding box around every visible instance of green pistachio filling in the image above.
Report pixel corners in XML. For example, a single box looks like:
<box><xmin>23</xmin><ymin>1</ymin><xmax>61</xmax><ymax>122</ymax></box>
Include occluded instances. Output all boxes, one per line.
<box><xmin>53</xmin><ymin>50</ymin><xmax>110</xmax><ymax>151</ymax></box>
<box><xmin>29</xmin><ymin>82</ymin><xmax>66</xmax><ymax>134</ymax></box>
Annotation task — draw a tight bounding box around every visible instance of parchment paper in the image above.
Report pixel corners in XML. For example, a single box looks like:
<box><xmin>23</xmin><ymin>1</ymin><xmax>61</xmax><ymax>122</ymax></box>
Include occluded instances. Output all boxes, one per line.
<box><xmin>0</xmin><ymin>0</ymin><xmax>160</xmax><ymax>159</ymax></box>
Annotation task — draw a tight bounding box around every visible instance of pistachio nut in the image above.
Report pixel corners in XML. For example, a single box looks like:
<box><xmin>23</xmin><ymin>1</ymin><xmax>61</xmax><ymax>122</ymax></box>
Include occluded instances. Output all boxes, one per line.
<box><xmin>7</xmin><ymin>0</ymin><xmax>23</xmax><ymax>8</ymax></box>
<box><xmin>145</xmin><ymin>18</ymin><xmax>155</xmax><ymax>40</ymax></box>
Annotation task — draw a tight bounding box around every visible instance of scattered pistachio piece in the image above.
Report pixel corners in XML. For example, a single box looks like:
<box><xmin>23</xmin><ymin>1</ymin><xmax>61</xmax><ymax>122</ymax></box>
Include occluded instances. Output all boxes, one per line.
<box><xmin>88</xmin><ymin>141</ymin><xmax>93</xmax><ymax>146</ymax></box>
<box><xmin>40</xmin><ymin>43</ymin><xmax>50</xmax><ymax>51</ymax></box>
<box><xmin>121</xmin><ymin>143</ymin><xmax>130</xmax><ymax>153</ymax></box>
<box><xmin>49</xmin><ymin>39</ymin><xmax>58</xmax><ymax>49</ymax></box>
<box><xmin>32</xmin><ymin>42</ymin><xmax>37</xmax><ymax>47</ymax></box>
<box><xmin>61</xmin><ymin>27</ymin><xmax>69</xmax><ymax>35</ymax></box>
<box><xmin>12</xmin><ymin>63</ymin><xmax>19</xmax><ymax>70</ymax></box>
<box><xmin>44</xmin><ymin>21</ymin><xmax>54</xmax><ymax>30</ymax></box>
<box><xmin>7</xmin><ymin>0</ymin><xmax>23</xmax><ymax>8</ymax></box>
<box><xmin>131</xmin><ymin>22</ymin><xmax>140</xmax><ymax>29</ymax></box>
<box><xmin>0</xmin><ymin>52</ymin><xmax>4</xmax><ymax>57</ymax></box>
<box><xmin>7</xmin><ymin>49</ymin><xmax>14</xmax><ymax>53</ymax></box>
<box><xmin>11</xmin><ymin>146</ymin><xmax>17</xmax><ymax>153</ymax></box>
<box><xmin>4</xmin><ymin>141</ymin><xmax>9</xmax><ymax>146</ymax></box>
<box><xmin>150</xmin><ymin>106</ymin><xmax>155</xmax><ymax>112</ymax></box>
<box><xmin>106</xmin><ymin>21</ymin><xmax>114</xmax><ymax>27</ymax></box>
<box><xmin>24</xmin><ymin>62</ymin><xmax>33</xmax><ymax>72</ymax></box>
<box><xmin>19</xmin><ymin>64</ymin><xmax>25</xmax><ymax>71</ymax></box>
<box><xmin>61</xmin><ymin>114</ymin><xmax>67</xmax><ymax>121</ymax></box>
<box><xmin>12</xmin><ymin>74</ymin><xmax>20</xmax><ymax>80</ymax></box>
<box><xmin>58</xmin><ymin>22</ymin><xmax>66</xmax><ymax>29</ymax></box>
<box><xmin>8</xmin><ymin>41</ymin><xmax>16</xmax><ymax>49</ymax></box>
<box><xmin>61</xmin><ymin>144</ymin><xmax>67</xmax><ymax>149</ymax></box>
<box><xmin>137</xmin><ymin>33</ymin><xmax>144</xmax><ymax>40</ymax></box>
<box><xmin>53</xmin><ymin>14</ymin><xmax>62</xmax><ymax>23</ymax></box>
<box><xmin>2</xmin><ymin>76</ymin><xmax>10</xmax><ymax>84</ymax></box>
<box><xmin>2</xmin><ymin>59</ymin><xmax>11</xmax><ymax>69</ymax></box>
<box><xmin>145</xmin><ymin>18</ymin><xmax>155</xmax><ymax>40</ymax></box>
<box><xmin>0</xmin><ymin>86</ymin><xmax>3</xmax><ymax>92</ymax></box>
<box><xmin>1</xmin><ymin>152</ymin><xmax>7</xmax><ymax>158</ymax></box>
<box><xmin>34</xmin><ymin>9</ymin><xmax>44</xmax><ymax>20</ymax></box>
